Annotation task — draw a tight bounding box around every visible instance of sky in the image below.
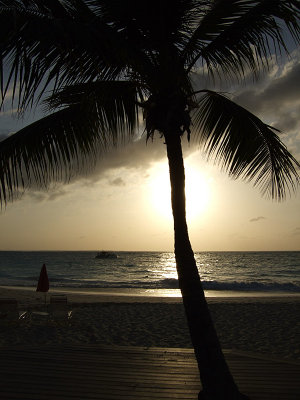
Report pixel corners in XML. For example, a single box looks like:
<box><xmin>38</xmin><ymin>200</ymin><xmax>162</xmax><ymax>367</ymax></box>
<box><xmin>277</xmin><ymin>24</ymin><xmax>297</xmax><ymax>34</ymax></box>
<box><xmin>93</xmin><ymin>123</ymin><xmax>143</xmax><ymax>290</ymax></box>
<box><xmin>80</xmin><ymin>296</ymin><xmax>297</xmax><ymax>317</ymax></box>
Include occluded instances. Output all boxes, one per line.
<box><xmin>0</xmin><ymin>50</ymin><xmax>299</xmax><ymax>252</ymax></box>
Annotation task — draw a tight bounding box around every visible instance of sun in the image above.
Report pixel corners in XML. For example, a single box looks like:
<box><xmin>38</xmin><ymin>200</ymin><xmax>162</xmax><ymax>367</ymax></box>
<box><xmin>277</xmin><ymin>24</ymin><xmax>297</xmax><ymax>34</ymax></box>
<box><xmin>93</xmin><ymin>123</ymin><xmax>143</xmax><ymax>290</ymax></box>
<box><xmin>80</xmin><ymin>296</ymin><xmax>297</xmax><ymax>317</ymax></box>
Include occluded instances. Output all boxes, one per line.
<box><xmin>148</xmin><ymin>161</ymin><xmax>211</xmax><ymax>222</ymax></box>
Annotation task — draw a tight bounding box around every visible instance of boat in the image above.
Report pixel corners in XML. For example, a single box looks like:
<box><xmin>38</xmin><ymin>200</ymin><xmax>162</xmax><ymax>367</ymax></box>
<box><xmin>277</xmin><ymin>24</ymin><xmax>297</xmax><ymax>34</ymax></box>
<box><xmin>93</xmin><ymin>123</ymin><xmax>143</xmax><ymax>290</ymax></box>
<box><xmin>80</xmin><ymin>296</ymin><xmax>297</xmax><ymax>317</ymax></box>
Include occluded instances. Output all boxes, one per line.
<box><xmin>95</xmin><ymin>251</ymin><xmax>118</xmax><ymax>259</ymax></box>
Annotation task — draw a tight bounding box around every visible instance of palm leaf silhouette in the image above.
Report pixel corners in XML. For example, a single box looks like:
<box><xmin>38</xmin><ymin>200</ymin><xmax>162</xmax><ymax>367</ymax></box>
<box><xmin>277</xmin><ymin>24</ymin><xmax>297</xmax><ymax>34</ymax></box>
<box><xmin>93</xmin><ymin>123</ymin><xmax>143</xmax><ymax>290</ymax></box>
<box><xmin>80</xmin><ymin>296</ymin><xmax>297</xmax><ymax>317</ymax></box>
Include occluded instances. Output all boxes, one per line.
<box><xmin>193</xmin><ymin>90</ymin><xmax>299</xmax><ymax>200</ymax></box>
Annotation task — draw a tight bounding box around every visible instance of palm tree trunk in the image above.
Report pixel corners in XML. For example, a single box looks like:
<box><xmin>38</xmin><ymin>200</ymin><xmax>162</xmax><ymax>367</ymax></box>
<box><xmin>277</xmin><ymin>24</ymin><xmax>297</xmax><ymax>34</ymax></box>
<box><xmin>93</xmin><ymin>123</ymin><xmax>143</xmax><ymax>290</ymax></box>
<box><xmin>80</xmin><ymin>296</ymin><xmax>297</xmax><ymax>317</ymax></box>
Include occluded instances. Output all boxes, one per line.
<box><xmin>165</xmin><ymin>132</ymin><xmax>248</xmax><ymax>400</ymax></box>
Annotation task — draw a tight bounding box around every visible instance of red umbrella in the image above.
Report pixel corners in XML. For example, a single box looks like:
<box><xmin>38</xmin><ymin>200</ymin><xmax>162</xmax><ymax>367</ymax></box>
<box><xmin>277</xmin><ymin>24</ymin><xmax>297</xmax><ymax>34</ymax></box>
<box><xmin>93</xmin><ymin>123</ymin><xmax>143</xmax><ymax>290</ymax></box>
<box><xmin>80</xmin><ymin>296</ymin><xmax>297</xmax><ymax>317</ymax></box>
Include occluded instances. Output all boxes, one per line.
<box><xmin>36</xmin><ymin>264</ymin><xmax>49</xmax><ymax>304</ymax></box>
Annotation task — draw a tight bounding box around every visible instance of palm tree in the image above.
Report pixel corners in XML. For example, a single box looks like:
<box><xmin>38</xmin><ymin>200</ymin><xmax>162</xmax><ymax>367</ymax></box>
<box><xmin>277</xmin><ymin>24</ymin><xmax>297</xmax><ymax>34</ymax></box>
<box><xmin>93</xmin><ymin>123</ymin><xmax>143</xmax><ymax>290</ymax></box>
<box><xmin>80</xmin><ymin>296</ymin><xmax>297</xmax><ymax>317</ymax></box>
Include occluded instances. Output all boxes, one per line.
<box><xmin>0</xmin><ymin>1</ymin><xmax>299</xmax><ymax>398</ymax></box>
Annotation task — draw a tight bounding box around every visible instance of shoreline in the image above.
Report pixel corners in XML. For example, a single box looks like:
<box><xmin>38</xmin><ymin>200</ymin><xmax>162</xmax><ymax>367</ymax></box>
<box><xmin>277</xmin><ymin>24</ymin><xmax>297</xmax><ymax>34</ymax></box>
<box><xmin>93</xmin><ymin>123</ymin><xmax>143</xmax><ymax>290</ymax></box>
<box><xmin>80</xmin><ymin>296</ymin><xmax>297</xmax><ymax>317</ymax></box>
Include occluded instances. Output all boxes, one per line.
<box><xmin>1</xmin><ymin>285</ymin><xmax>300</xmax><ymax>305</ymax></box>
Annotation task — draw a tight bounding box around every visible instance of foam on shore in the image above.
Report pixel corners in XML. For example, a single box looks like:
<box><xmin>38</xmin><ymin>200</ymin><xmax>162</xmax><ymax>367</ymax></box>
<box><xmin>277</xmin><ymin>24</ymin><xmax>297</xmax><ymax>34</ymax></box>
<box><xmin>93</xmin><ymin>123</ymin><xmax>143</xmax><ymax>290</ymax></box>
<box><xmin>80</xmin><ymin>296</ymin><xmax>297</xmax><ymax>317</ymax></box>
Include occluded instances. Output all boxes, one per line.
<box><xmin>1</xmin><ymin>285</ymin><xmax>299</xmax><ymax>304</ymax></box>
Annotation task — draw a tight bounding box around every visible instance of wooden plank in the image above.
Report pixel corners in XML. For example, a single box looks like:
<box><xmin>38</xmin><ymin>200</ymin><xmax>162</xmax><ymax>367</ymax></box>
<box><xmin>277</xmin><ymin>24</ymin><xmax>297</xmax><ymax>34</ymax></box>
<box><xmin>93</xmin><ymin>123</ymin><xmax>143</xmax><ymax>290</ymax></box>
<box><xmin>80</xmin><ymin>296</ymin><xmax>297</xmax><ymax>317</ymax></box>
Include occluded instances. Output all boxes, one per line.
<box><xmin>1</xmin><ymin>345</ymin><xmax>299</xmax><ymax>400</ymax></box>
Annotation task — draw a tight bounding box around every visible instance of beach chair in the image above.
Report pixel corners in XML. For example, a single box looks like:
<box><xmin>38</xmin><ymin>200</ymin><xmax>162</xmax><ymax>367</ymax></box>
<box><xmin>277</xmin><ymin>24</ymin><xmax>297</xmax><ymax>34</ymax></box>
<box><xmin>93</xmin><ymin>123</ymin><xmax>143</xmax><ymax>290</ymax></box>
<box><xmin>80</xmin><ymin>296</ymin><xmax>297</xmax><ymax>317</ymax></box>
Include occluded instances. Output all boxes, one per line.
<box><xmin>30</xmin><ymin>309</ymin><xmax>50</xmax><ymax>322</ymax></box>
<box><xmin>49</xmin><ymin>294</ymin><xmax>72</xmax><ymax>322</ymax></box>
<box><xmin>0</xmin><ymin>297</ymin><xmax>27</xmax><ymax>324</ymax></box>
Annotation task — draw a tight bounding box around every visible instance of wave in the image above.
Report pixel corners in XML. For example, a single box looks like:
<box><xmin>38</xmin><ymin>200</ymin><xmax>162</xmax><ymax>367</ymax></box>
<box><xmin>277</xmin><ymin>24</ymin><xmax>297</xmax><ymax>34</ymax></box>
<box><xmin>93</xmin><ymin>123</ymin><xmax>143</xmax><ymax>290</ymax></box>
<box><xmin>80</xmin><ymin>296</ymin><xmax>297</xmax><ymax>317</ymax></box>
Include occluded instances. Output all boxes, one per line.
<box><xmin>1</xmin><ymin>277</ymin><xmax>299</xmax><ymax>292</ymax></box>
<box><xmin>155</xmin><ymin>278</ymin><xmax>179</xmax><ymax>289</ymax></box>
<box><xmin>201</xmin><ymin>280</ymin><xmax>300</xmax><ymax>292</ymax></box>
<box><xmin>47</xmin><ymin>279</ymin><xmax>300</xmax><ymax>292</ymax></box>
<box><xmin>0</xmin><ymin>271</ymin><xmax>12</xmax><ymax>278</ymax></box>
<box><xmin>1</xmin><ymin>275</ymin><xmax>299</xmax><ymax>293</ymax></box>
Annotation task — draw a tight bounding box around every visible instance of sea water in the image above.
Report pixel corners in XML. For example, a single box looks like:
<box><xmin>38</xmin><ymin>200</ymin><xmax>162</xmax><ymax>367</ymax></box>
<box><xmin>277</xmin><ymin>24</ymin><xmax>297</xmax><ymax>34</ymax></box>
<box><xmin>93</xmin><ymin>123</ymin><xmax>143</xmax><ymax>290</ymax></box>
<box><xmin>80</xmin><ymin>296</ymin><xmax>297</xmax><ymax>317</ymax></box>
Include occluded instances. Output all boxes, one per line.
<box><xmin>0</xmin><ymin>251</ymin><xmax>299</xmax><ymax>294</ymax></box>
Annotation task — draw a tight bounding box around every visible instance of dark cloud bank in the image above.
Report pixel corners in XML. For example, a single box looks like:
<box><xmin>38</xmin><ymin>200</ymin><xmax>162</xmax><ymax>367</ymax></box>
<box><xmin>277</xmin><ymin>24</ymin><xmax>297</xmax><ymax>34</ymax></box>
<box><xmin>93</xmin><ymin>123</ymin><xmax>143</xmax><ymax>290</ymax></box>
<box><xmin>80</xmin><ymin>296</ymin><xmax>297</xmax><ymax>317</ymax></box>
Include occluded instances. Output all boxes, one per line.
<box><xmin>1</xmin><ymin>50</ymin><xmax>299</xmax><ymax>202</ymax></box>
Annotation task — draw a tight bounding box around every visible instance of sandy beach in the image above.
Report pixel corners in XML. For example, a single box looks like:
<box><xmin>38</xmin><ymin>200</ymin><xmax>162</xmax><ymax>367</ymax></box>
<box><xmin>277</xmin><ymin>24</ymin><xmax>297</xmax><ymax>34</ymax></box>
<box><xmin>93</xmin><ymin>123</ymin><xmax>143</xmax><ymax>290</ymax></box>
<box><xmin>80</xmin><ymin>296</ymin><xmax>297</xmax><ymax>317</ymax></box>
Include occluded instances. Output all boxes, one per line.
<box><xmin>0</xmin><ymin>286</ymin><xmax>299</xmax><ymax>362</ymax></box>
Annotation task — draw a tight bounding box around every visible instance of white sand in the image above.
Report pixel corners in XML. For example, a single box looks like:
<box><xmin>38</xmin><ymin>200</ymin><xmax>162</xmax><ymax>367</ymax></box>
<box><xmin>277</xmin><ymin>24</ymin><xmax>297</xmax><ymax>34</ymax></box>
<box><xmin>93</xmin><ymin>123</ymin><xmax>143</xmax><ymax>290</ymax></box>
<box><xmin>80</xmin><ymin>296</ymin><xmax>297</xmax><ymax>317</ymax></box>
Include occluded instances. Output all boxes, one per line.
<box><xmin>1</xmin><ymin>286</ymin><xmax>299</xmax><ymax>361</ymax></box>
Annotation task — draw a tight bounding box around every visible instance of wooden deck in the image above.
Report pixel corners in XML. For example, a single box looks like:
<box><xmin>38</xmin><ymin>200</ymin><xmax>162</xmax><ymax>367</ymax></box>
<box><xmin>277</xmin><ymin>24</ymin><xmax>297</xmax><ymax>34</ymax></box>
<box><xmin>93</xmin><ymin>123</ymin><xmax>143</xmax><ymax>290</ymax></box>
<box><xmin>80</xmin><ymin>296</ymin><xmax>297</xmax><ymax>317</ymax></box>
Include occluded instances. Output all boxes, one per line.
<box><xmin>0</xmin><ymin>345</ymin><xmax>299</xmax><ymax>399</ymax></box>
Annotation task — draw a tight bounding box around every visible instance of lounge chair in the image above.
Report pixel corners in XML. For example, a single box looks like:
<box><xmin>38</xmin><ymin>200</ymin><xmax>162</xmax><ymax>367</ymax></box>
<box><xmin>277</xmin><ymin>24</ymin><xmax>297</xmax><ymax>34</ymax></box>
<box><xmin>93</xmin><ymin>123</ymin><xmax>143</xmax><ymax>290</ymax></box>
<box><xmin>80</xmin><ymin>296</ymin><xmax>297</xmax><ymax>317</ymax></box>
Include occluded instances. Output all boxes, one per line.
<box><xmin>0</xmin><ymin>297</ymin><xmax>27</xmax><ymax>324</ymax></box>
<box><xmin>49</xmin><ymin>294</ymin><xmax>72</xmax><ymax>321</ymax></box>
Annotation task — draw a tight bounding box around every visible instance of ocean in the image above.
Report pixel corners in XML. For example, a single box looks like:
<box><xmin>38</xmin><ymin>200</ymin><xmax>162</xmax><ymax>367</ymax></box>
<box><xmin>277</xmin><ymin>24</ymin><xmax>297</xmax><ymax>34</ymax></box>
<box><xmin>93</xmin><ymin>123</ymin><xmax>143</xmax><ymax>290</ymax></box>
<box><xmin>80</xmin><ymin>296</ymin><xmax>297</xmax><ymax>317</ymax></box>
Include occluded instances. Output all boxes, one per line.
<box><xmin>0</xmin><ymin>251</ymin><xmax>299</xmax><ymax>294</ymax></box>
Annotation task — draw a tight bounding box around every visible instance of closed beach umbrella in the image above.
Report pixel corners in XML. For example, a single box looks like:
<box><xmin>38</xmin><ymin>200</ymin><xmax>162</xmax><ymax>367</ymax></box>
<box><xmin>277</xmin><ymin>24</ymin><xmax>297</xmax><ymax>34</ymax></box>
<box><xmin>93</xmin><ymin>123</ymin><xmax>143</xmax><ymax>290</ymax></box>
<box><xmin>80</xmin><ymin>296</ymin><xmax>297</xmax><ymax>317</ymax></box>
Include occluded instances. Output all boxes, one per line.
<box><xmin>36</xmin><ymin>264</ymin><xmax>49</xmax><ymax>303</ymax></box>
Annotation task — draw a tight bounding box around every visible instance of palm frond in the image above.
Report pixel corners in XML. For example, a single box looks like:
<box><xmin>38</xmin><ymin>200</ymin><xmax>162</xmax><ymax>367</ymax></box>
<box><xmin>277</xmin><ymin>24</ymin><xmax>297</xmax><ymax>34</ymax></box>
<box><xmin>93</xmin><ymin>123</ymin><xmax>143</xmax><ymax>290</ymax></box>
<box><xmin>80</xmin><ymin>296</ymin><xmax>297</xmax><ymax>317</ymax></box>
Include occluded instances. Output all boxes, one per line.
<box><xmin>183</xmin><ymin>0</ymin><xmax>300</xmax><ymax>79</ymax></box>
<box><xmin>0</xmin><ymin>0</ymin><xmax>131</xmax><ymax>111</ymax></box>
<box><xmin>192</xmin><ymin>90</ymin><xmax>300</xmax><ymax>200</ymax></box>
<box><xmin>98</xmin><ymin>0</ymin><xmax>198</xmax><ymax>50</ymax></box>
<box><xmin>0</xmin><ymin>80</ymin><xmax>140</xmax><ymax>206</ymax></box>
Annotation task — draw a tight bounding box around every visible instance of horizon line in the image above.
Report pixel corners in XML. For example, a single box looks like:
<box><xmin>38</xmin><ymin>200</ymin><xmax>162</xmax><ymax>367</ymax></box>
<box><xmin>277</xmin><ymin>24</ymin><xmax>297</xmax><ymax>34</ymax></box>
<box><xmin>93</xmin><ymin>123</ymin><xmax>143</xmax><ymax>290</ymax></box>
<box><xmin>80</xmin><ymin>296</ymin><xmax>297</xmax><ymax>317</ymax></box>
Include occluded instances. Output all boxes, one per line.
<box><xmin>0</xmin><ymin>249</ymin><xmax>299</xmax><ymax>252</ymax></box>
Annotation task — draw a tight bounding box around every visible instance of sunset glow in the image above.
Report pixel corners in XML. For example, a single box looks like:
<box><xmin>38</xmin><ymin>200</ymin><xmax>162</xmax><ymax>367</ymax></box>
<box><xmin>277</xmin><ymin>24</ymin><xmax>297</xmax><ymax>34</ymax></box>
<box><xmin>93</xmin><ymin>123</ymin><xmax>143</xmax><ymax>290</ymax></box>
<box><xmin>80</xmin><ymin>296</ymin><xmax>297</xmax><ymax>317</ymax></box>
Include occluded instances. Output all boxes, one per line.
<box><xmin>148</xmin><ymin>162</ymin><xmax>211</xmax><ymax>223</ymax></box>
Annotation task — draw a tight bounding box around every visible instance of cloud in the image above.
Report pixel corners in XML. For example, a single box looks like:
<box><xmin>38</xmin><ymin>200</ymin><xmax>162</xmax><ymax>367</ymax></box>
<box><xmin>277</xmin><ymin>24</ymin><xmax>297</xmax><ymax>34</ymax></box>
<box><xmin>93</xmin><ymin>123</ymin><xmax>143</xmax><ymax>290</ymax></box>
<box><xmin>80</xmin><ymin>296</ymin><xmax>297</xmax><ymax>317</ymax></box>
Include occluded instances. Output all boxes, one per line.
<box><xmin>1</xmin><ymin>125</ymin><xmax>200</xmax><ymax>205</ymax></box>
<box><xmin>192</xmin><ymin>49</ymin><xmax>300</xmax><ymax>163</ymax></box>
<box><xmin>0</xmin><ymin>129</ymin><xmax>11</xmax><ymax>142</ymax></box>
<box><xmin>233</xmin><ymin>55</ymin><xmax>300</xmax><ymax>117</ymax></box>
<box><xmin>108</xmin><ymin>177</ymin><xmax>126</xmax><ymax>187</ymax></box>
<box><xmin>23</xmin><ymin>186</ymin><xmax>70</xmax><ymax>202</ymax></box>
<box><xmin>249</xmin><ymin>216</ymin><xmax>266</xmax><ymax>223</ymax></box>
<box><xmin>0</xmin><ymin>108</ymin><xmax>19</xmax><ymax>117</ymax></box>
<box><xmin>67</xmin><ymin>134</ymin><xmax>196</xmax><ymax>184</ymax></box>
<box><xmin>292</xmin><ymin>227</ymin><xmax>300</xmax><ymax>236</ymax></box>
<box><xmin>231</xmin><ymin>50</ymin><xmax>300</xmax><ymax>160</ymax></box>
